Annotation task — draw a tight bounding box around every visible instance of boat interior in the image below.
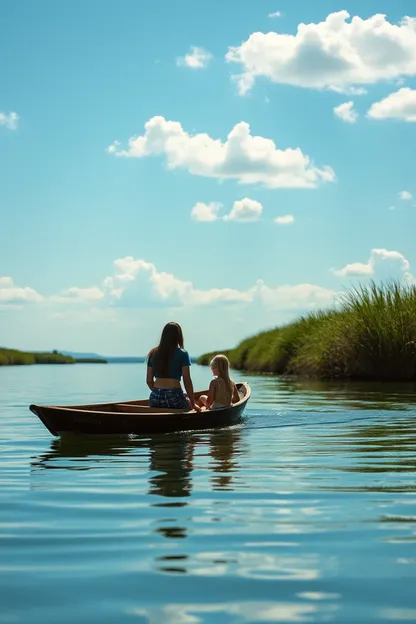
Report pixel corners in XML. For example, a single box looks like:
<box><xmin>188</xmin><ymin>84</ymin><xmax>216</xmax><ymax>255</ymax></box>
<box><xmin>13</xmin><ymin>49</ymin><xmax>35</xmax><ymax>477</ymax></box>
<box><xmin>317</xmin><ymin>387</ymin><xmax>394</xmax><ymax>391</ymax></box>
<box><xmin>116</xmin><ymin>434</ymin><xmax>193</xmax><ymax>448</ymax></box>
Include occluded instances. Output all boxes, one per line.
<box><xmin>48</xmin><ymin>383</ymin><xmax>249</xmax><ymax>415</ymax></box>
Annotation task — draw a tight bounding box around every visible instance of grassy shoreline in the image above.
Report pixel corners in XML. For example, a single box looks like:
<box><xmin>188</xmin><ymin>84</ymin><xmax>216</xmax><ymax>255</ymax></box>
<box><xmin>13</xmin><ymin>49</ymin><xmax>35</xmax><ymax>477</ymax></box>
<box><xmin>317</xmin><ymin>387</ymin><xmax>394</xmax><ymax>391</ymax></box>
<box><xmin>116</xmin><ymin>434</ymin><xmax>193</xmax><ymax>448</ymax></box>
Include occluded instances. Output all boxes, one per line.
<box><xmin>0</xmin><ymin>348</ymin><xmax>107</xmax><ymax>366</ymax></box>
<box><xmin>198</xmin><ymin>283</ymin><xmax>416</xmax><ymax>381</ymax></box>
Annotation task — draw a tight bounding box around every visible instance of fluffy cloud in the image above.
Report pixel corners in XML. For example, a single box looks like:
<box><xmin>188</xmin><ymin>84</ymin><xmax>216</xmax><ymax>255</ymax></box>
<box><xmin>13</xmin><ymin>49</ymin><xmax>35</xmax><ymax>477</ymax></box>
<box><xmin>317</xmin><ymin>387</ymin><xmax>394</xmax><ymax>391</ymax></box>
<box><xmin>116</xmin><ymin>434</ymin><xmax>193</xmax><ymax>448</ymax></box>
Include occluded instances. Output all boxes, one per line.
<box><xmin>0</xmin><ymin>276</ymin><xmax>43</xmax><ymax>304</ymax></box>
<box><xmin>191</xmin><ymin>198</ymin><xmax>263</xmax><ymax>222</ymax></box>
<box><xmin>255</xmin><ymin>281</ymin><xmax>336</xmax><ymax>310</ymax></box>
<box><xmin>176</xmin><ymin>46</ymin><xmax>212</xmax><ymax>69</ymax></box>
<box><xmin>191</xmin><ymin>202</ymin><xmax>221</xmax><ymax>222</ymax></box>
<box><xmin>399</xmin><ymin>190</ymin><xmax>412</xmax><ymax>201</ymax></box>
<box><xmin>104</xmin><ymin>257</ymin><xmax>254</xmax><ymax>307</ymax></box>
<box><xmin>107</xmin><ymin>116</ymin><xmax>335</xmax><ymax>189</ymax></box>
<box><xmin>274</xmin><ymin>214</ymin><xmax>294</xmax><ymax>225</ymax></box>
<box><xmin>102</xmin><ymin>256</ymin><xmax>336</xmax><ymax>311</ymax></box>
<box><xmin>332</xmin><ymin>262</ymin><xmax>373</xmax><ymax>277</ymax></box>
<box><xmin>332</xmin><ymin>248</ymin><xmax>415</xmax><ymax>283</ymax></box>
<box><xmin>224</xmin><ymin>198</ymin><xmax>263</xmax><ymax>222</ymax></box>
<box><xmin>268</xmin><ymin>11</ymin><xmax>281</xmax><ymax>19</ymax></box>
<box><xmin>334</xmin><ymin>101</ymin><xmax>358</xmax><ymax>124</ymax></box>
<box><xmin>1</xmin><ymin>259</ymin><xmax>338</xmax><ymax>318</ymax></box>
<box><xmin>0</xmin><ymin>112</ymin><xmax>19</xmax><ymax>130</ymax></box>
<box><xmin>226</xmin><ymin>12</ymin><xmax>416</xmax><ymax>95</ymax></box>
<box><xmin>368</xmin><ymin>88</ymin><xmax>416</xmax><ymax>122</ymax></box>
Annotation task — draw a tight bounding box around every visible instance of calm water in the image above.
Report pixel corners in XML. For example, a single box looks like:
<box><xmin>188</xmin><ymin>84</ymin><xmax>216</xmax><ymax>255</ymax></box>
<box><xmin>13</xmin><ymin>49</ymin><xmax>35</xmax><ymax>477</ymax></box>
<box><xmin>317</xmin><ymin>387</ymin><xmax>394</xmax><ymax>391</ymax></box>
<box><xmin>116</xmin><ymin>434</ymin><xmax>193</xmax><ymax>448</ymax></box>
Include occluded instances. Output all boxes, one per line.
<box><xmin>1</xmin><ymin>364</ymin><xmax>416</xmax><ymax>624</ymax></box>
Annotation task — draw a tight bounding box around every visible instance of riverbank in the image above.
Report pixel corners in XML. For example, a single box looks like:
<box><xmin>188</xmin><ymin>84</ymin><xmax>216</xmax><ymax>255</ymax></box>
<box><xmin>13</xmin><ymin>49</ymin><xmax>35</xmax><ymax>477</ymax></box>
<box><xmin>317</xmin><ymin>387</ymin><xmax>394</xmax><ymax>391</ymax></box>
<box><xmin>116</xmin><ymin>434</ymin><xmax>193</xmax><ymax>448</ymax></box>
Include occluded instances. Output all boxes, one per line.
<box><xmin>0</xmin><ymin>348</ymin><xmax>107</xmax><ymax>366</ymax></box>
<box><xmin>198</xmin><ymin>283</ymin><xmax>416</xmax><ymax>381</ymax></box>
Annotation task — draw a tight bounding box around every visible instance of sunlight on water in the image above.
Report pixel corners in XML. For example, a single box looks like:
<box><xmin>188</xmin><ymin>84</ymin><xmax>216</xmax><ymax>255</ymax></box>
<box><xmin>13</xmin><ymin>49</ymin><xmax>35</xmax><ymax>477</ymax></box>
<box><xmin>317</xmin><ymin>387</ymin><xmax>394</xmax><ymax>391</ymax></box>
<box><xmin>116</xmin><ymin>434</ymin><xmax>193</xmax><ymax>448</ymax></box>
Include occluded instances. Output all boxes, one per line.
<box><xmin>1</xmin><ymin>364</ymin><xmax>416</xmax><ymax>623</ymax></box>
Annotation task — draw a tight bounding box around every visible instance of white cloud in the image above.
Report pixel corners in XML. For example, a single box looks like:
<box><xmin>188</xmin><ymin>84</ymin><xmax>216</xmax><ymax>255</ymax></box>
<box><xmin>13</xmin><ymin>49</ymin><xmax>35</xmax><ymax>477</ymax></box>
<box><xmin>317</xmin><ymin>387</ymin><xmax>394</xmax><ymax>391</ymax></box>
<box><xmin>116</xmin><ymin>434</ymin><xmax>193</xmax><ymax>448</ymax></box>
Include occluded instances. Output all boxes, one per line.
<box><xmin>225</xmin><ymin>198</ymin><xmax>263</xmax><ymax>222</ymax></box>
<box><xmin>53</xmin><ymin>286</ymin><xmax>106</xmax><ymax>303</ymax></box>
<box><xmin>101</xmin><ymin>256</ymin><xmax>337</xmax><ymax>311</ymax></box>
<box><xmin>191</xmin><ymin>198</ymin><xmax>263</xmax><ymax>222</ymax></box>
<box><xmin>255</xmin><ymin>281</ymin><xmax>336</xmax><ymax>310</ymax></box>
<box><xmin>332</xmin><ymin>248</ymin><xmax>415</xmax><ymax>283</ymax></box>
<box><xmin>274</xmin><ymin>214</ymin><xmax>295</xmax><ymax>225</ymax></box>
<box><xmin>331</xmin><ymin>86</ymin><xmax>367</xmax><ymax>96</ymax></box>
<box><xmin>107</xmin><ymin>116</ymin><xmax>335</xmax><ymax>189</ymax></box>
<box><xmin>268</xmin><ymin>11</ymin><xmax>281</xmax><ymax>19</ymax></box>
<box><xmin>334</xmin><ymin>101</ymin><xmax>358</xmax><ymax>124</ymax></box>
<box><xmin>226</xmin><ymin>12</ymin><xmax>416</xmax><ymax>95</ymax></box>
<box><xmin>176</xmin><ymin>46</ymin><xmax>212</xmax><ymax>69</ymax></box>
<box><xmin>103</xmin><ymin>256</ymin><xmax>254</xmax><ymax>307</ymax></box>
<box><xmin>332</xmin><ymin>261</ymin><xmax>374</xmax><ymax>277</ymax></box>
<box><xmin>107</xmin><ymin>140</ymin><xmax>120</xmax><ymax>154</ymax></box>
<box><xmin>368</xmin><ymin>88</ymin><xmax>416</xmax><ymax>121</ymax></box>
<box><xmin>0</xmin><ymin>276</ymin><xmax>43</xmax><ymax>304</ymax></box>
<box><xmin>0</xmin><ymin>112</ymin><xmax>19</xmax><ymax>130</ymax></box>
<box><xmin>191</xmin><ymin>202</ymin><xmax>221</xmax><ymax>222</ymax></box>
<box><xmin>399</xmin><ymin>190</ymin><xmax>412</xmax><ymax>200</ymax></box>
<box><xmin>1</xmin><ymin>259</ymin><xmax>338</xmax><ymax>321</ymax></box>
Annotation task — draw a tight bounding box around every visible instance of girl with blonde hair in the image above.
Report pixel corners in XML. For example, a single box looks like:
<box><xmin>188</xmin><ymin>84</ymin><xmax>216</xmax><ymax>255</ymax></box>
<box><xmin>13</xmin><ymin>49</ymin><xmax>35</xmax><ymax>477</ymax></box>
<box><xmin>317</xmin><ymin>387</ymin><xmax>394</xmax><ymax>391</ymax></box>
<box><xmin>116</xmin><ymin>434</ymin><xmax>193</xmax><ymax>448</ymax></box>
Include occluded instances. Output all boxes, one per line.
<box><xmin>198</xmin><ymin>354</ymin><xmax>240</xmax><ymax>410</ymax></box>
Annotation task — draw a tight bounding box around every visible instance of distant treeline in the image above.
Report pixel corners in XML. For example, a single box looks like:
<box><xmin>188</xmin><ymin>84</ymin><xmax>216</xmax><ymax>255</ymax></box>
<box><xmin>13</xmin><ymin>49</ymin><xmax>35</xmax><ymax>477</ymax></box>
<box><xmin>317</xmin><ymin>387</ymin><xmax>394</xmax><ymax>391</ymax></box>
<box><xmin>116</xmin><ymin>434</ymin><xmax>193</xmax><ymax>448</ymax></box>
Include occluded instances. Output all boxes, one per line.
<box><xmin>198</xmin><ymin>282</ymin><xmax>416</xmax><ymax>381</ymax></box>
<box><xmin>0</xmin><ymin>348</ymin><xmax>107</xmax><ymax>366</ymax></box>
<box><xmin>74</xmin><ymin>358</ymin><xmax>108</xmax><ymax>364</ymax></box>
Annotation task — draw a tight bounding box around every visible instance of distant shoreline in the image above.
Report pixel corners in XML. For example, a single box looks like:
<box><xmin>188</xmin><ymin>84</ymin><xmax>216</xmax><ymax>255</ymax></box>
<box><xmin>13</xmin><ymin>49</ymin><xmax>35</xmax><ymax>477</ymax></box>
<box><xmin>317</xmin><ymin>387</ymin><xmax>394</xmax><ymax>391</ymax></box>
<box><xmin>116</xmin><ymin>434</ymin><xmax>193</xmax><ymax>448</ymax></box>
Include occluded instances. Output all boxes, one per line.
<box><xmin>0</xmin><ymin>348</ymin><xmax>108</xmax><ymax>366</ymax></box>
<box><xmin>0</xmin><ymin>348</ymin><xmax>200</xmax><ymax>367</ymax></box>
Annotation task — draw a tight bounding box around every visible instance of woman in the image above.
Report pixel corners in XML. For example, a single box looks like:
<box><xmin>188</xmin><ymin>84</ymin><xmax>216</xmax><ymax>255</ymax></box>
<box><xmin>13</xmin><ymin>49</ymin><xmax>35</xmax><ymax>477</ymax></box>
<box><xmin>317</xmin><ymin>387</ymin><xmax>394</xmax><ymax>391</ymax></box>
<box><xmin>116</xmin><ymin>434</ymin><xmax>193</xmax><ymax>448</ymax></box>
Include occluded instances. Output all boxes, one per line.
<box><xmin>146</xmin><ymin>322</ymin><xmax>199</xmax><ymax>411</ymax></box>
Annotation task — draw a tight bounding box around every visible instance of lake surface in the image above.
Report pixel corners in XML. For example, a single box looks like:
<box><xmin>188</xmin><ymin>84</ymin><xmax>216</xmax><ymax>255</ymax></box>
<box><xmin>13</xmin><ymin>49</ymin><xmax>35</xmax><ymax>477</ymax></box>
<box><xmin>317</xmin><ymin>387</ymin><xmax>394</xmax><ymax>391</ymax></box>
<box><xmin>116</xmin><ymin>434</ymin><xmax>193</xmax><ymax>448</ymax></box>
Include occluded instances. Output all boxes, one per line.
<box><xmin>1</xmin><ymin>363</ymin><xmax>416</xmax><ymax>624</ymax></box>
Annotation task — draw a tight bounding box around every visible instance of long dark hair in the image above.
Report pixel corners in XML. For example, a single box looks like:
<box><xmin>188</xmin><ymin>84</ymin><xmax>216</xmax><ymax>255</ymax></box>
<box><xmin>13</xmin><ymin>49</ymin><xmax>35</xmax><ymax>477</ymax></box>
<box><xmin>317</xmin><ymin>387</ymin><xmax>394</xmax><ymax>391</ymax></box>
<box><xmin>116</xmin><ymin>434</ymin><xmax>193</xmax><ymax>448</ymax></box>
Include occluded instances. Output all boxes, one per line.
<box><xmin>148</xmin><ymin>322</ymin><xmax>184</xmax><ymax>377</ymax></box>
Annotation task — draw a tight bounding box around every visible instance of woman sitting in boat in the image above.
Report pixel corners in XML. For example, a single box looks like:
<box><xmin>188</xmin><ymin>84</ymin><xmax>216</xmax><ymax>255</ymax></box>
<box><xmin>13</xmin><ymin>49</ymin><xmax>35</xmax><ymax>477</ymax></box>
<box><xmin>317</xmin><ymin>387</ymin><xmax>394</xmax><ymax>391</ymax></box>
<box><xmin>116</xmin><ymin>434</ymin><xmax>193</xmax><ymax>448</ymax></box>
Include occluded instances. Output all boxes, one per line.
<box><xmin>198</xmin><ymin>354</ymin><xmax>240</xmax><ymax>410</ymax></box>
<box><xmin>146</xmin><ymin>322</ymin><xmax>199</xmax><ymax>411</ymax></box>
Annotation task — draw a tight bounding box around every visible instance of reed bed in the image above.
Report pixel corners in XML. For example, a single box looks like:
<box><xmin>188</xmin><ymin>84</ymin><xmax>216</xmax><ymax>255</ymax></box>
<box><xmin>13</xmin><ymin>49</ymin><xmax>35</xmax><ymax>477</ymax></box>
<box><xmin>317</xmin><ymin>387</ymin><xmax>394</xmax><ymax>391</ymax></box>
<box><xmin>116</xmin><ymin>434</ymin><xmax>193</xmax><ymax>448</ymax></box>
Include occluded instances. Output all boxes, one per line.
<box><xmin>198</xmin><ymin>282</ymin><xmax>416</xmax><ymax>380</ymax></box>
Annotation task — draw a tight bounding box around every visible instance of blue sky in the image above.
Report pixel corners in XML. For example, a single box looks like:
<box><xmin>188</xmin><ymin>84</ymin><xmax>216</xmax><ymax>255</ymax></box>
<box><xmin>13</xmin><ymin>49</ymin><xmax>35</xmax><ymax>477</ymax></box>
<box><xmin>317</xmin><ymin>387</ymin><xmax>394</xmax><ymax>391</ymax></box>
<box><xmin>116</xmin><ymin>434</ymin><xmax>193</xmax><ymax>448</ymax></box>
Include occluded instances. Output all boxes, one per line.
<box><xmin>1</xmin><ymin>0</ymin><xmax>415</xmax><ymax>356</ymax></box>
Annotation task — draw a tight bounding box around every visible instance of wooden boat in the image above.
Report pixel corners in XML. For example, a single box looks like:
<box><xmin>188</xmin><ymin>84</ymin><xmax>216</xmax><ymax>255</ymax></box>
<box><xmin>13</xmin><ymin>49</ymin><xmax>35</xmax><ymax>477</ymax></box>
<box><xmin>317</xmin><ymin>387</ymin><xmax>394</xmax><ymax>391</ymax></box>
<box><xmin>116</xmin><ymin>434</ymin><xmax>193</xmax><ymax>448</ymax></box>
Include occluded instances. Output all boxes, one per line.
<box><xmin>29</xmin><ymin>382</ymin><xmax>251</xmax><ymax>437</ymax></box>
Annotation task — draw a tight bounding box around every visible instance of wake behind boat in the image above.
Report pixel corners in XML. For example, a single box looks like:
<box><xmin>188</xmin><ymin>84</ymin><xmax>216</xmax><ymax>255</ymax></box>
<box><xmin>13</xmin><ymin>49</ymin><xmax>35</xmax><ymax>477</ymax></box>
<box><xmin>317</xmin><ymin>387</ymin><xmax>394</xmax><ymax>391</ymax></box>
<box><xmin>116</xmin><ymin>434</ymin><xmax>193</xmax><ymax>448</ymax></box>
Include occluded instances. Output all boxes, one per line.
<box><xmin>29</xmin><ymin>382</ymin><xmax>251</xmax><ymax>436</ymax></box>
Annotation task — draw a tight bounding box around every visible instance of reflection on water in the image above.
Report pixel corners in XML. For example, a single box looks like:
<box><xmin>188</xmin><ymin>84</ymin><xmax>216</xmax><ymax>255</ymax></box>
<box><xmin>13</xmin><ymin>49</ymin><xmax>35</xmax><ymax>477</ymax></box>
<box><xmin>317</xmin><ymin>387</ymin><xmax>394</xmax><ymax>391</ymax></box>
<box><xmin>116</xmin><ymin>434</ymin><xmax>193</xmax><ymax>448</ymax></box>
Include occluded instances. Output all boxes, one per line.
<box><xmin>31</xmin><ymin>429</ymin><xmax>246</xmax><ymax>559</ymax></box>
<box><xmin>209</xmin><ymin>429</ymin><xmax>243</xmax><ymax>491</ymax></box>
<box><xmin>245</xmin><ymin>374</ymin><xmax>416</xmax><ymax>412</ymax></box>
<box><xmin>1</xmin><ymin>364</ymin><xmax>416</xmax><ymax>623</ymax></box>
<box><xmin>131</xmin><ymin>599</ymin><xmax>339</xmax><ymax>623</ymax></box>
<box><xmin>148</xmin><ymin>433</ymin><xmax>195</xmax><ymax>500</ymax></box>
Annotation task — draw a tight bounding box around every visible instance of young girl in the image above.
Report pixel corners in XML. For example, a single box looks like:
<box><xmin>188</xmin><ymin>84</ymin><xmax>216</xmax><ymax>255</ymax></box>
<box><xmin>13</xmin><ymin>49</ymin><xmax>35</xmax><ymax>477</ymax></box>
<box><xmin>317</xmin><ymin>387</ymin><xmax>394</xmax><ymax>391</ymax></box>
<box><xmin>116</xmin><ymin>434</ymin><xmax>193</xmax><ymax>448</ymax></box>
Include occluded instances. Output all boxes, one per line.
<box><xmin>198</xmin><ymin>354</ymin><xmax>240</xmax><ymax>410</ymax></box>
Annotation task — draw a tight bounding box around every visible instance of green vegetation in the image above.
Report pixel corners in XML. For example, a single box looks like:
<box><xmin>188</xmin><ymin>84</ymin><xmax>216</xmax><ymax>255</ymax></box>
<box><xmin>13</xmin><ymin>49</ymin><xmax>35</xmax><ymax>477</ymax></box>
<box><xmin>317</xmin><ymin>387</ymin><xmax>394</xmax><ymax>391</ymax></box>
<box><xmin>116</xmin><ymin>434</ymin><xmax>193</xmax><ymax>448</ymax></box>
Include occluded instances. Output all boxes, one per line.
<box><xmin>198</xmin><ymin>283</ymin><xmax>416</xmax><ymax>381</ymax></box>
<box><xmin>75</xmin><ymin>358</ymin><xmax>108</xmax><ymax>364</ymax></box>
<box><xmin>0</xmin><ymin>348</ymin><xmax>108</xmax><ymax>366</ymax></box>
<box><xmin>0</xmin><ymin>348</ymin><xmax>75</xmax><ymax>366</ymax></box>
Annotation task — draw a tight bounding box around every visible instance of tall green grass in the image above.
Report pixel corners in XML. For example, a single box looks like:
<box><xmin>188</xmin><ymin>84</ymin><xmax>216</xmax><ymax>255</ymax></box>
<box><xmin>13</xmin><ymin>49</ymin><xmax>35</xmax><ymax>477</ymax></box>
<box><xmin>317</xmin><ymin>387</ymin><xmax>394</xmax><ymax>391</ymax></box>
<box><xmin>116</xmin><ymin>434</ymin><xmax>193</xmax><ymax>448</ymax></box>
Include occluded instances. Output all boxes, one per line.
<box><xmin>197</xmin><ymin>282</ymin><xmax>416</xmax><ymax>381</ymax></box>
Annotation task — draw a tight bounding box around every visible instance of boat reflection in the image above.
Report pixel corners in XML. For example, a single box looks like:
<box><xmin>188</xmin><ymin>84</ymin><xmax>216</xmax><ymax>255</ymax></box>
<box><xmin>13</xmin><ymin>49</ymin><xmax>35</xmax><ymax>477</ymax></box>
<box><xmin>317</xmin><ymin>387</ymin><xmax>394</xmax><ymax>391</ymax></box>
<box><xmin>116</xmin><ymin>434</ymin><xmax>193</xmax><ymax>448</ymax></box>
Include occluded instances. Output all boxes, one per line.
<box><xmin>31</xmin><ymin>426</ymin><xmax>245</xmax><ymax>499</ymax></box>
<box><xmin>30</xmin><ymin>434</ymin><xmax>197</xmax><ymax>572</ymax></box>
<box><xmin>32</xmin><ymin>427</ymin><xmax>245</xmax><ymax>487</ymax></box>
<box><xmin>31</xmin><ymin>435</ymin><xmax>144</xmax><ymax>470</ymax></box>
<box><xmin>209</xmin><ymin>428</ymin><xmax>243</xmax><ymax>490</ymax></box>
<box><xmin>30</xmin><ymin>426</ymin><xmax>245</xmax><ymax>573</ymax></box>
<box><xmin>152</xmin><ymin>427</ymin><xmax>245</xmax><ymax>574</ymax></box>
<box><xmin>147</xmin><ymin>433</ymin><xmax>195</xmax><ymax>502</ymax></box>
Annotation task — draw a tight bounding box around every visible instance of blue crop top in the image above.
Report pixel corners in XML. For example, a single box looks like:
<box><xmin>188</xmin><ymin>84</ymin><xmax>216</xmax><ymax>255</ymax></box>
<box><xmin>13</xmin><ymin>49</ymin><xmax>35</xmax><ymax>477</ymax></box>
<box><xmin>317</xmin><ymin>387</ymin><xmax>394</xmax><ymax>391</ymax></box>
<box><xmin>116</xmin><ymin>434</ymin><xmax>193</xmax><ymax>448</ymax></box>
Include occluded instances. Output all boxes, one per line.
<box><xmin>147</xmin><ymin>347</ymin><xmax>191</xmax><ymax>380</ymax></box>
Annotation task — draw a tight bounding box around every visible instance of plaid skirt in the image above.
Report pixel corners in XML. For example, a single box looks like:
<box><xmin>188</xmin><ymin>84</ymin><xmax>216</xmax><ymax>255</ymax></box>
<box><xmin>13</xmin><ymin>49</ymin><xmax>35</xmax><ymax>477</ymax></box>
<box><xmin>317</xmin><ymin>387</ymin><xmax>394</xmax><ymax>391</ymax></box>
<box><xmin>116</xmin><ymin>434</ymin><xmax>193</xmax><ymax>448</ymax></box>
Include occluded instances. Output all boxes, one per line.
<box><xmin>149</xmin><ymin>387</ymin><xmax>191</xmax><ymax>410</ymax></box>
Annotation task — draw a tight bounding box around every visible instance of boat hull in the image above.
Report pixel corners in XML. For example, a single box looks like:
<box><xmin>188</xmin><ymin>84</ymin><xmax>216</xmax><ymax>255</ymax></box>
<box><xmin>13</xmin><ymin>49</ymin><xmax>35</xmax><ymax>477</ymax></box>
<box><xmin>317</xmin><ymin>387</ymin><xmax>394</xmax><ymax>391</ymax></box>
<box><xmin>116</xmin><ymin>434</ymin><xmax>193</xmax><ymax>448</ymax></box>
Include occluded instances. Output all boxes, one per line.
<box><xmin>30</xmin><ymin>383</ymin><xmax>250</xmax><ymax>437</ymax></box>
